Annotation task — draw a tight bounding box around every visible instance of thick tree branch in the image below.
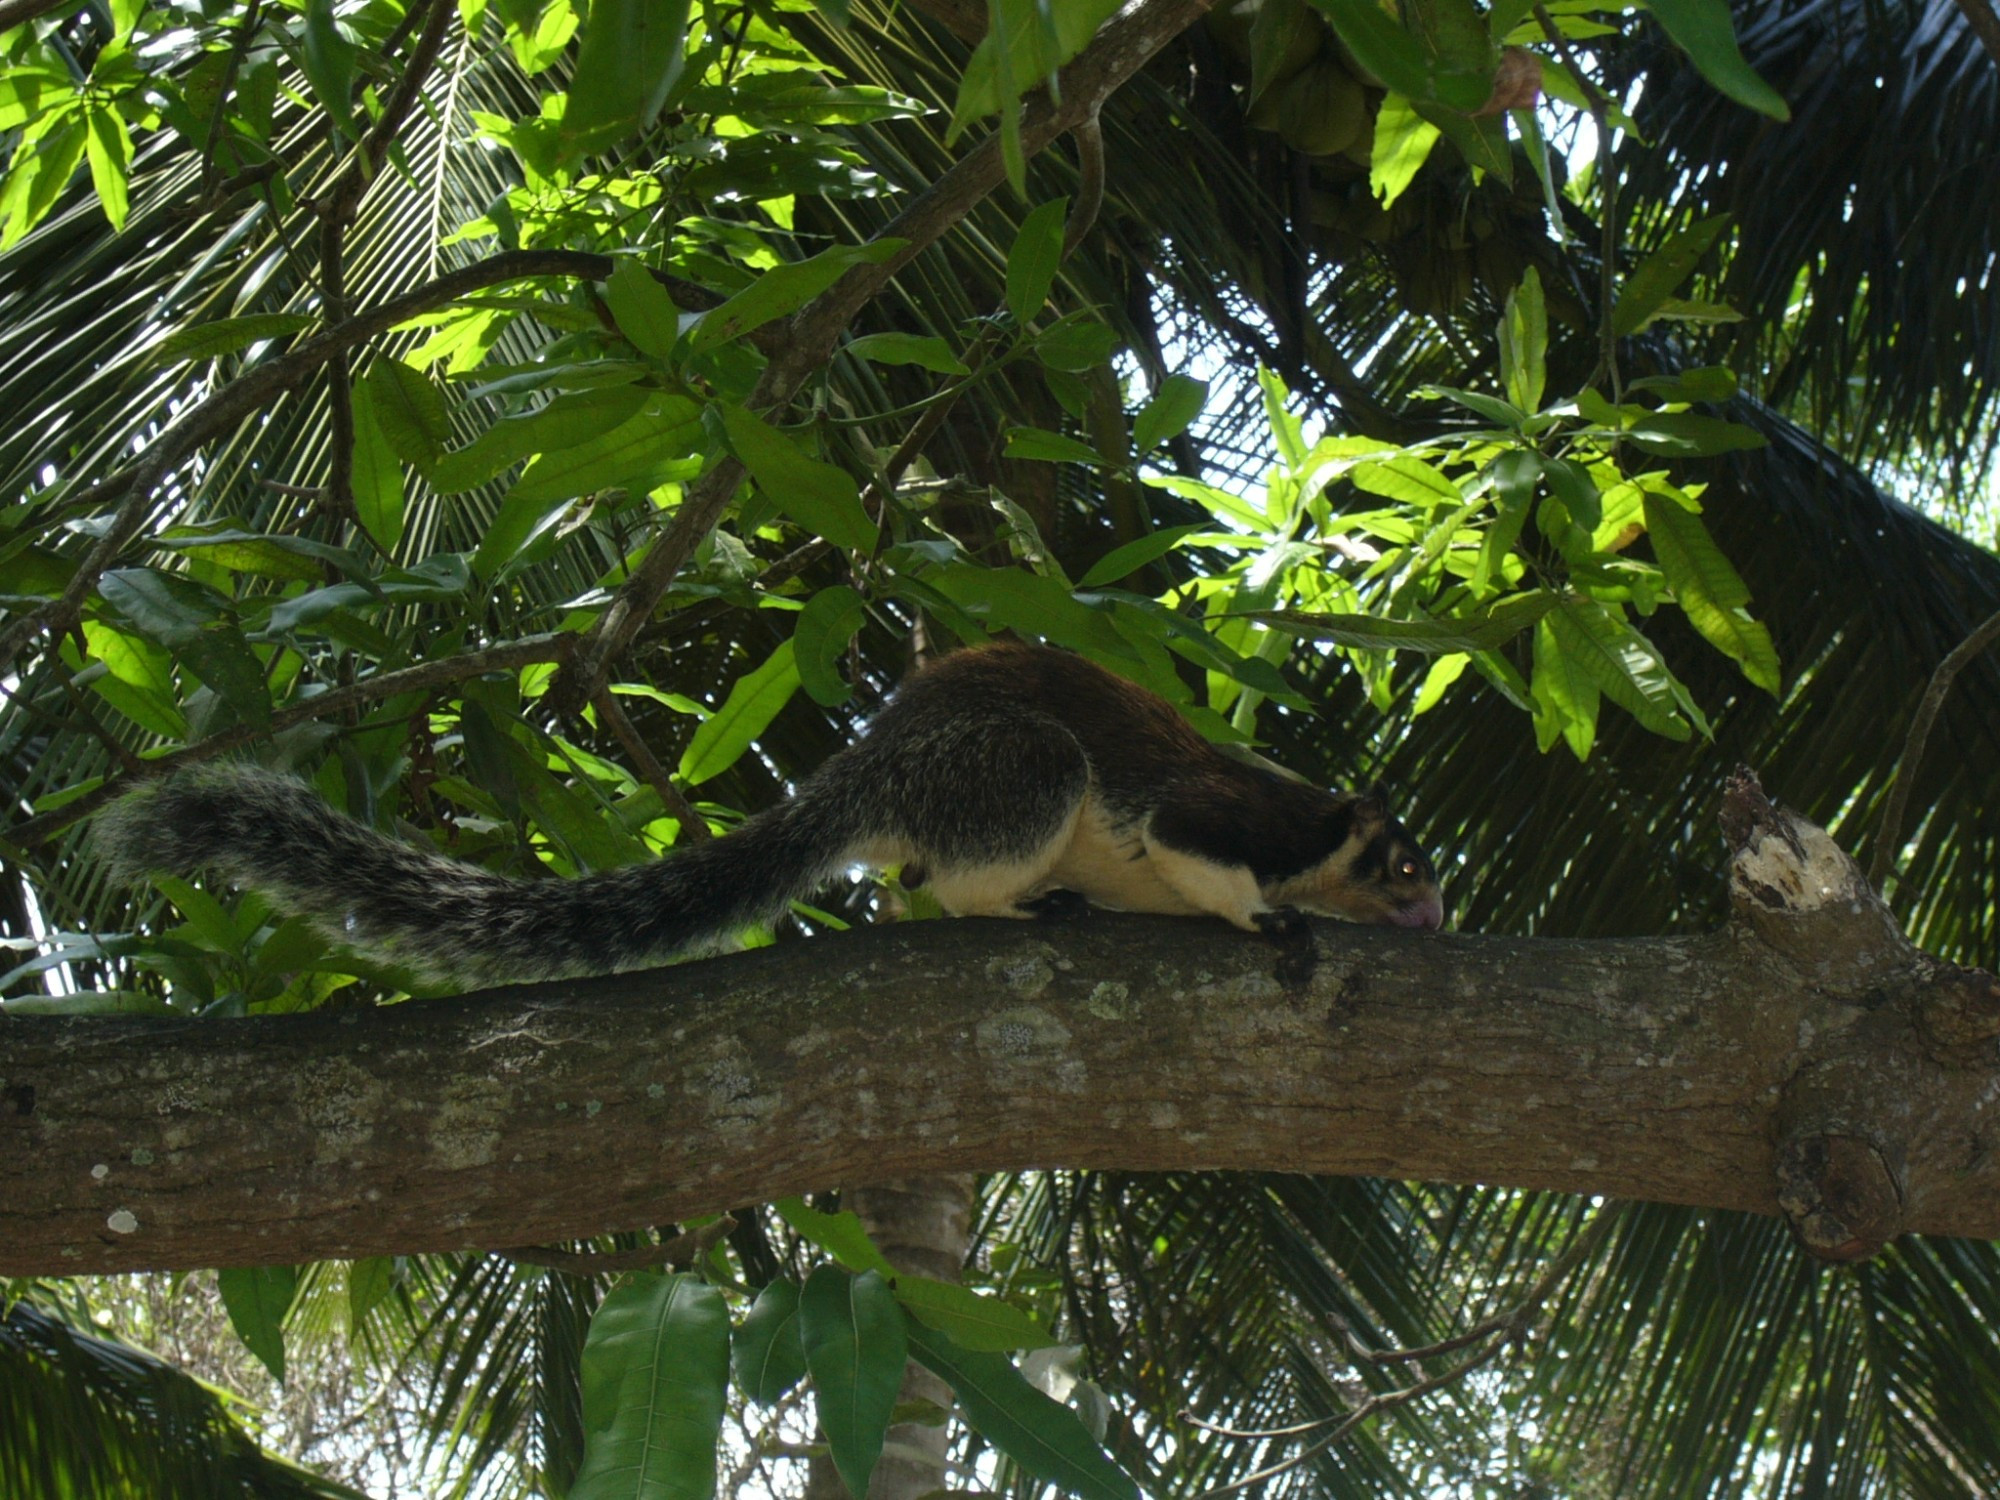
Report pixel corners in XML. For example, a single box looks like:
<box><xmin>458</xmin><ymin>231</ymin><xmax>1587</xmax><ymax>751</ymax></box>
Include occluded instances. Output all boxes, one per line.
<box><xmin>548</xmin><ymin>0</ymin><xmax>1218</xmax><ymax>714</ymax></box>
<box><xmin>3</xmin><ymin>774</ymin><xmax>1995</xmax><ymax>1275</ymax></box>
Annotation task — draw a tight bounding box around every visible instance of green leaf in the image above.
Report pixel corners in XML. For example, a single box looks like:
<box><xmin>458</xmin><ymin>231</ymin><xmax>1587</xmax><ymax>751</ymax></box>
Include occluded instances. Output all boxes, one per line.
<box><xmin>1307</xmin><ymin>0</ymin><xmax>1435</xmax><ymax>101</ymax></box>
<box><xmin>1532</xmin><ymin>610</ymin><xmax>1599</xmax><ymax>758</ymax></box>
<box><xmin>1003</xmin><ymin>427</ymin><xmax>1107</xmax><ymax>466</ymax></box>
<box><xmin>845</xmin><ymin>332</ymin><xmax>969</xmax><ymax>375</ymax></box>
<box><xmin>793</xmin><ymin>584</ymin><xmax>868</xmax><ymax>707</ymax></box>
<box><xmin>1642</xmin><ymin>493</ymin><xmax>1780</xmax><ymax>694</ymax></box>
<box><xmin>605</xmin><ymin>260</ymin><xmax>683</xmax><ymax>358</ymax></box>
<box><xmin>433</xmin><ymin>386</ymin><xmax>650</xmax><ymax>494</ymax></box>
<box><xmin>677</xmin><ymin>640</ymin><xmax>801</xmax><ymax>785</ymax></box>
<box><xmin>84</xmin><ymin>102</ymin><xmax>131</xmax><ymax>230</ymax></box>
<box><xmin>1627</xmin><ymin>365</ymin><xmax>1738</xmax><ymax>403</ymax></box>
<box><xmin>350</xmin><ymin>377</ymin><xmax>407</xmax><ymax>553</ymax></box>
<box><xmin>1132</xmin><ymin>375</ymin><xmax>1208</xmax><ymax>454</ymax></box>
<box><xmin>1034</xmin><ymin>319</ymin><xmax>1122</xmax><ymax>373</ymax></box>
<box><xmin>907</xmin><ymin>1322</ymin><xmax>1138</xmax><ymax>1500</ymax></box>
<box><xmin>892</xmin><ymin>1276</ymin><xmax>1058</xmax><ymax>1353</ymax></box>
<box><xmin>1624</xmin><ymin>411</ymin><xmax>1766</xmax><ymax>456</ymax></box>
<box><xmin>1370</xmin><ymin>92</ymin><xmax>1442</xmax><ymax>208</ymax></box>
<box><xmin>1255</xmin><ymin>591</ymin><xmax>1554</xmax><ymax>652</ymax></box>
<box><xmin>558</xmin><ymin>0</ymin><xmax>693</xmax><ymax>154</ymax></box>
<box><xmin>501</xmin><ymin>393</ymin><xmax>704</xmax><ymax>506</ymax></box>
<box><xmin>1006</xmin><ymin>198</ymin><xmax>1069</xmax><ymax>325</ymax></box>
<box><xmin>1077</xmin><ymin>524</ymin><xmax>1204</xmax><ymax>589</ymax></box>
<box><xmin>98</xmin><ymin>569</ymin><xmax>271</xmax><ymax>728</ymax></box>
<box><xmin>1500</xmin><ymin>269</ymin><xmax>1546</xmax><ymax>414</ymax></box>
<box><xmin>734</xmin><ymin>1279</ymin><xmax>808</xmax><ymax>1405</ymax></box>
<box><xmin>71</xmin><ymin>622</ymin><xmax>186</xmax><ymax>737</ymax></box>
<box><xmin>1645</xmin><ymin>0</ymin><xmax>1790</xmax><ymax>119</ymax></box>
<box><xmin>301</xmin><ymin>0</ymin><xmax>358</xmax><ymax>133</ymax></box>
<box><xmin>1420</xmin><ymin>383</ymin><xmax>1525</xmax><ymax>429</ymax></box>
<box><xmin>773</xmin><ymin>1198</ymin><xmax>894</xmax><ymax>1274</ymax></box>
<box><xmin>1539</xmin><ymin>454</ymin><xmax>1601</xmax><ymax>532</ymax></box>
<box><xmin>153</xmin><ymin>314</ymin><xmax>316</xmax><ymax>366</ymax></box>
<box><xmin>347</xmin><ymin>1258</ymin><xmax>393</xmax><ymax>1335</ymax></box>
<box><xmin>1352</xmin><ymin>455</ymin><xmax>1461</xmax><ymax>507</ymax></box>
<box><xmin>362</xmin><ymin>359</ymin><xmax>454</xmax><ymax>472</ymax></box>
<box><xmin>573</xmin><ymin>1273</ymin><xmax>730</xmax><ymax>1500</ymax></box>
<box><xmin>690</xmin><ymin>242</ymin><xmax>902</xmax><ymax>352</ymax></box>
<box><xmin>800</xmin><ymin>1267</ymin><xmax>907</xmax><ymax>1500</ymax></box>
<box><xmin>718</xmin><ymin>404</ymin><xmax>878</xmax><ymax>552</ymax></box>
<box><xmin>1612</xmin><ymin>215</ymin><xmax>1731</xmax><ymax>336</ymax></box>
<box><xmin>218</xmin><ymin>1265</ymin><xmax>298</xmax><ymax>1384</ymax></box>
<box><xmin>1548</xmin><ymin>598</ymin><xmax>1693</xmax><ymax>739</ymax></box>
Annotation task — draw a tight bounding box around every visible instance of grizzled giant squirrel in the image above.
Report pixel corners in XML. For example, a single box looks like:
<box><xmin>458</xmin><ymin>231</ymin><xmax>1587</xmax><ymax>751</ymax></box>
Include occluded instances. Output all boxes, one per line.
<box><xmin>100</xmin><ymin>643</ymin><xmax>1445</xmax><ymax>984</ymax></box>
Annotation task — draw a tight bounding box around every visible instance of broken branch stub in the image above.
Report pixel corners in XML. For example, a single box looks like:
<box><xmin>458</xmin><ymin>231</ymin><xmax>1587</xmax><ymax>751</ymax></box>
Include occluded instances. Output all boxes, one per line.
<box><xmin>1723</xmin><ymin>766</ymin><xmax>1999</xmax><ymax>1260</ymax></box>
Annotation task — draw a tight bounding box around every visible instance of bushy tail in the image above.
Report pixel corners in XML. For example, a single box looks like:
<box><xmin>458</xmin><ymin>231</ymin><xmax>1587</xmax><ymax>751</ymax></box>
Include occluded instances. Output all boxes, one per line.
<box><xmin>95</xmin><ymin>765</ymin><xmax>865</xmax><ymax>984</ymax></box>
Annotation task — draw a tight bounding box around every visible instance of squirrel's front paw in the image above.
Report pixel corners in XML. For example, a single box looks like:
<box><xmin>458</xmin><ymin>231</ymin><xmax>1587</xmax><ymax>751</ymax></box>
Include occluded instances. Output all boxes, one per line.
<box><xmin>1252</xmin><ymin>905</ymin><xmax>1309</xmax><ymax>941</ymax></box>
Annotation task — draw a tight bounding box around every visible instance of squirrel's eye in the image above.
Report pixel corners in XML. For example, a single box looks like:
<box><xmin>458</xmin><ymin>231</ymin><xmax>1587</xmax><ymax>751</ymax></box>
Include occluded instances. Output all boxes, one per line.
<box><xmin>1398</xmin><ymin>860</ymin><xmax>1419</xmax><ymax>878</ymax></box>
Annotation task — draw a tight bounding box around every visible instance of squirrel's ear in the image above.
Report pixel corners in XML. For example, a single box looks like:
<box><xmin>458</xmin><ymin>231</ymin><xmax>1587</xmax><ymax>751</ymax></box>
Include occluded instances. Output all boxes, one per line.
<box><xmin>1355</xmin><ymin>780</ymin><xmax>1391</xmax><ymax>822</ymax></box>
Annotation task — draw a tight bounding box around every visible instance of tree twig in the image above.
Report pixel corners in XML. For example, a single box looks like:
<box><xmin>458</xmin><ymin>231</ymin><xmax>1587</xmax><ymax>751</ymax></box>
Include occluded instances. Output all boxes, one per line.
<box><xmin>592</xmin><ymin>687</ymin><xmax>711</xmax><ymax>842</ymax></box>
<box><xmin>547</xmin><ymin>0</ymin><xmax>1220</xmax><ymax>716</ymax></box>
<box><xmin>1868</xmin><ymin>603</ymin><xmax>2000</xmax><ymax>889</ymax></box>
<box><xmin>1187</xmin><ymin>1202</ymin><xmax>1626</xmax><ymax>1496</ymax></box>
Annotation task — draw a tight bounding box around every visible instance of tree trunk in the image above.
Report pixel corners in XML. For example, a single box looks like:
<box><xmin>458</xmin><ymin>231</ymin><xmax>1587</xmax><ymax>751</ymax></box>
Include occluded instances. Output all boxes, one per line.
<box><xmin>4</xmin><ymin>772</ymin><xmax>1997</xmax><ymax>1276</ymax></box>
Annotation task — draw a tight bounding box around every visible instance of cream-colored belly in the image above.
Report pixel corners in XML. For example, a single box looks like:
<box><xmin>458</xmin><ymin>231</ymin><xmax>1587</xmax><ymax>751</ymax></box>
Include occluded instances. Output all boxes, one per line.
<box><xmin>1046</xmin><ymin>795</ymin><xmax>1203</xmax><ymax>916</ymax></box>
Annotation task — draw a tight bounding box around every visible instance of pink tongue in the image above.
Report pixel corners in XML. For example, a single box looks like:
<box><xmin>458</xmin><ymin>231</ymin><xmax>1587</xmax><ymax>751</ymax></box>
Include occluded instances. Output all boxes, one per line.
<box><xmin>1389</xmin><ymin>896</ymin><xmax>1446</xmax><ymax>930</ymax></box>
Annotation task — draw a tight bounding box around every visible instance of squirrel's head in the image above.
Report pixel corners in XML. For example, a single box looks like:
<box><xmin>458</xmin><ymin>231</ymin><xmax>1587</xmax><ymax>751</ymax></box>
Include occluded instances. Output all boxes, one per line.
<box><xmin>1271</xmin><ymin>784</ymin><xmax>1446</xmax><ymax>930</ymax></box>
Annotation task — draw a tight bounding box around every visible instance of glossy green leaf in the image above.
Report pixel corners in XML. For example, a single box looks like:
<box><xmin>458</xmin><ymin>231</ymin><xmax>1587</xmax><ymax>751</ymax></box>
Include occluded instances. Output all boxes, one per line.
<box><xmin>892</xmin><ymin>1276</ymin><xmax>1059</xmax><ymax>1353</ymax></box>
<box><xmin>1370</xmin><ymin>93</ymin><xmax>1442</xmax><ymax>208</ymax></box>
<box><xmin>1255</xmin><ymin>591</ymin><xmax>1554</xmax><ymax>652</ymax></box>
<box><xmin>1532</xmin><ymin>610</ymin><xmax>1599</xmax><ymax>758</ymax></box>
<box><xmin>845</xmin><ymin>332</ymin><xmax>968</xmax><ymax>375</ymax></box>
<box><xmin>502</xmin><ymin>394</ymin><xmax>703</xmax><ymax>506</ymax></box>
<box><xmin>1500</xmin><ymin>269</ymin><xmax>1546</xmax><ymax>414</ymax></box>
<box><xmin>1035</xmin><ymin>319</ymin><xmax>1122</xmax><ymax>373</ymax></box>
<box><xmin>1006</xmin><ymin>198</ymin><xmax>1069</xmax><ymax>325</ymax></box>
<box><xmin>362</xmin><ymin>358</ymin><xmax>454</xmax><ymax>472</ymax></box>
<box><xmin>572</xmin><ymin>1273</ymin><xmax>730</xmax><ymax>1500</ymax></box>
<box><xmin>690</xmin><ymin>242</ymin><xmax>902</xmax><ymax>352</ymax></box>
<box><xmin>1004</xmin><ymin>427</ymin><xmax>1107</xmax><ymax>466</ymax></box>
<box><xmin>1077</xmin><ymin>524</ymin><xmax>1204</xmax><ymax>589</ymax></box>
<box><xmin>733</xmin><ymin>1279</ymin><xmax>807</xmax><ymax>1405</ymax></box>
<box><xmin>346</xmin><ymin>1257</ymin><xmax>393</xmax><ymax>1335</ymax></box>
<box><xmin>907</xmin><ymin>1322</ymin><xmax>1138</xmax><ymax>1500</ymax></box>
<box><xmin>300</xmin><ymin>0</ymin><xmax>357</xmax><ymax>132</ymax></box>
<box><xmin>793</xmin><ymin>584</ymin><xmax>868</xmax><ymax>707</ymax></box>
<box><xmin>350</xmin><ymin>377</ymin><xmax>407</xmax><ymax>553</ymax></box>
<box><xmin>677</xmin><ymin>640</ymin><xmax>801</xmax><ymax>785</ymax></box>
<box><xmin>84</xmin><ymin>102</ymin><xmax>131</xmax><ymax>231</ymax></box>
<box><xmin>1643</xmin><ymin>492</ymin><xmax>1781</xmax><ymax>693</ymax></box>
<box><xmin>1645</xmin><ymin>0</ymin><xmax>1790</xmax><ymax>119</ymax></box>
<box><xmin>432</xmin><ymin>386</ymin><xmax>650</xmax><ymax>494</ymax></box>
<box><xmin>605</xmin><ymin>259</ymin><xmax>683</xmax><ymax>358</ymax></box>
<box><xmin>218</xmin><ymin>1265</ymin><xmax>298</xmax><ymax>1384</ymax></box>
<box><xmin>559</xmin><ymin>0</ymin><xmax>692</xmax><ymax>154</ymax></box>
<box><xmin>152</xmin><ymin>314</ymin><xmax>315</xmax><ymax>366</ymax></box>
<box><xmin>1133</xmin><ymin>375</ymin><xmax>1208</xmax><ymax>454</ymax></box>
<box><xmin>1624</xmin><ymin>411</ymin><xmax>1767</xmax><ymax>456</ymax></box>
<box><xmin>1612</xmin><ymin>215</ymin><xmax>1731</xmax><ymax>336</ymax></box>
<box><xmin>1421</xmin><ymin>383</ymin><xmax>1525</xmax><ymax>429</ymax></box>
<box><xmin>773</xmin><ymin>1198</ymin><xmax>895</xmax><ymax>1274</ymax></box>
<box><xmin>98</xmin><ymin>569</ymin><xmax>271</xmax><ymax>727</ymax></box>
<box><xmin>718</xmin><ymin>404</ymin><xmax>878</xmax><ymax>552</ymax></box>
<box><xmin>1549</xmin><ymin>598</ymin><xmax>1693</xmax><ymax>740</ymax></box>
<box><xmin>801</xmin><ymin>1267</ymin><xmax>906</xmax><ymax>1500</ymax></box>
